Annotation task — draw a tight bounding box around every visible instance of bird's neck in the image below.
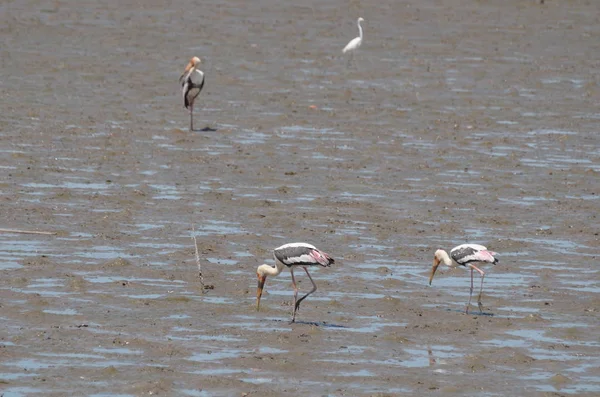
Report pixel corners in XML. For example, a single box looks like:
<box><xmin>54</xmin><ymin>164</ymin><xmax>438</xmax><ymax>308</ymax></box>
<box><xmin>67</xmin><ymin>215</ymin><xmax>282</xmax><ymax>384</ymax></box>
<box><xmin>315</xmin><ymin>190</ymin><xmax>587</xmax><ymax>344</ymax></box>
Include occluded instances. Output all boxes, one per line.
<box><xmin>439</xmin><ymin>250</ymin><xmax>454</xmax><ymax>267</ymax></box>
<box><xmin>257</xmin><ymin>261</ymin><xmax>284</xmax><ymax>277</ymax></box>
<box><xmin>358</xmin><ymin>20</ymin><xmax>363</xmax><ymax>39</ymax></box>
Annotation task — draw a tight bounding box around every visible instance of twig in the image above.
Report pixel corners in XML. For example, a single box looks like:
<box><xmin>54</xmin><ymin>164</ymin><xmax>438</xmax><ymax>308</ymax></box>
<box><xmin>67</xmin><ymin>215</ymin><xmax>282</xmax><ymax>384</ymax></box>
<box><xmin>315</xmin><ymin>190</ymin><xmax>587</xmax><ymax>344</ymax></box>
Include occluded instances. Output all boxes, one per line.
<box><xmin>0</xmin><ymin>228</ymin><xmax>56</xmax><ymax>235</ymax></box>
<box><xmin>191</xmin><ymin>226</ymin><xmax>205</xmax><ymax>292</ymax></box>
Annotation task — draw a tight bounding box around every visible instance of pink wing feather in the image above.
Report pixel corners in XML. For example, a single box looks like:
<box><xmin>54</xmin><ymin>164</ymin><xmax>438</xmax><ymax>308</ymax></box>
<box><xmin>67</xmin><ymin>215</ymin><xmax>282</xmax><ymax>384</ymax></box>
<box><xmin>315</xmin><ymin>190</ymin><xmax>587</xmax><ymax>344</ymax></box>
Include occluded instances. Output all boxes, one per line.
<box><xmin>309</xmin><ymin>249</ymin><xmax>334</xmax><ymax>267</ymax></box>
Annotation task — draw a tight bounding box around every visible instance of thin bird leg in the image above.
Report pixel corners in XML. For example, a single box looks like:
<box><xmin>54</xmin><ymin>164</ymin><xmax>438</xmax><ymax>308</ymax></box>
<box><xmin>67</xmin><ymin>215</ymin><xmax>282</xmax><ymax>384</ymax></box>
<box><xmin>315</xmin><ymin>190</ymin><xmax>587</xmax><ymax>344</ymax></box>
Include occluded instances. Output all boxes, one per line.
<box><xmin>189</xmin><ymin>103</ymin><xmax>194</xmax><ymax>131</ymax></box>
<box><xmin>290</xmin><ymin>267</ymin><xmax>299</xmax><ymax>323</ymax></box>
<box><xmin>466</xmin><ymin>264</ymin><xmax>486</xmax><ymax>313</ymax></box>
<box><xmin>352</xmin><ymin>51</ymin><xmax>360</xmax><ymax>69</ymax></box>
<box><xmin>470</xmin><ymin>264</ymin><xmax>486</xmax><ymax>312</ymax></box>
<box><xmin>294</xmin><ymin>267</ymin><xmax>318</xmax><ymax>313</ymax></box>
<box><xmin>466</xmin><ymin>267</ymin><xmax>475</xmax><ymax>314</ymax></box>
<box><xmin>345</xmin><ymin>50</ymin><xmax>356</xmax><ymax>68</ymax></box>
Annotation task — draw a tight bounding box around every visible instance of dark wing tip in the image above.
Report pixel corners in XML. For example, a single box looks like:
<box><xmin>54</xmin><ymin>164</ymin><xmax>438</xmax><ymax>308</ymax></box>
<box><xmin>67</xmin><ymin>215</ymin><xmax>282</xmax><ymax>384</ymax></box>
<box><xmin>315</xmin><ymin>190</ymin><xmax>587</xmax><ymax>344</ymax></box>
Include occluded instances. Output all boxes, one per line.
<box><xmin>322</xmin><ymin>251</ymin><xmax>334</xmax><ymax>266</ymax></box>
<box><xmin>318</xmin><ymin>255</ymin><xmax>334</xmax><ymax>267</ymax></box>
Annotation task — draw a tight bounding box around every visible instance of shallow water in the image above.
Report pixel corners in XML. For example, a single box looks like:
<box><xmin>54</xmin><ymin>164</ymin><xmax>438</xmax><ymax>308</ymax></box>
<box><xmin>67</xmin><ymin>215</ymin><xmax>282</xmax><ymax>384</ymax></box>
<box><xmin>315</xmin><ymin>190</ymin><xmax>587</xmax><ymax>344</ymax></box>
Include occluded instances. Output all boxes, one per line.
<box><xmin>1</xmin><ymin>0</ymin><xmax>600</xmax><ymax>396</ymax></box>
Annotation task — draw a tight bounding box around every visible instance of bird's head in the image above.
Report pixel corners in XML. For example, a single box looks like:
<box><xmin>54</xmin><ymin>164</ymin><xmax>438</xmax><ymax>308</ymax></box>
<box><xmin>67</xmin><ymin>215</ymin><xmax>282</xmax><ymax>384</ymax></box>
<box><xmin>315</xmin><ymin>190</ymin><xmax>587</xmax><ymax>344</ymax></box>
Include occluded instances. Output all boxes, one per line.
<box><xmin>429</xmin><ymin>250</ymin><xmax>444</xmax><ymax>285</ymax></box>
<box><xmin>256</xmin><ymin>267</ymin><xmax>267</xmax><ymax>312</ymax></box>
<box><xmin>180</xmin><ymin>56</ymin><xmax>201</xmax><ymax>83</ymax></box>
<box><xmin>358</xmin><ymin>17</ymin><xmax>365</xmax><ymax>22</ymax></box>
<box><xmin>191</xmin><ymin>56</ymin><xmax>202</xmax><ymax>67</ymax></box>
<box><xmin>185</xmin><ymin>57</ymin><xmax>201</xmax><ymax>73</ymax></box>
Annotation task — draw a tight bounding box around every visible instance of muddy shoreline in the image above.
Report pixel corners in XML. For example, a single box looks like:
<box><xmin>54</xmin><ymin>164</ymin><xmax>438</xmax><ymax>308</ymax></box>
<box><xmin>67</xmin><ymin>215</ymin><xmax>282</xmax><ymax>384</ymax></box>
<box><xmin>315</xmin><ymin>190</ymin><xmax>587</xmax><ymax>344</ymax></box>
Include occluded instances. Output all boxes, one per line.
<box><xmin>1</xmin><ymin>0</ymin><xmax>599</xmax><ymax>395</ymax></box>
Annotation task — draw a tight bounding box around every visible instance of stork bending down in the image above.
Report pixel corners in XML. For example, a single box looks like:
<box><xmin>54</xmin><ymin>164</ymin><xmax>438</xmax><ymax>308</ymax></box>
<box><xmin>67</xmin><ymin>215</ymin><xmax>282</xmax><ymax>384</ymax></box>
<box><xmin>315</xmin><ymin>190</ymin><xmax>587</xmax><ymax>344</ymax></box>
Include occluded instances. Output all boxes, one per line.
<box><xmin>256</xmin><ymin>242</ymin><xmax>334</xmax><ymax>323</ymax></box>
<box><xmin>429</xmin><ymin>244</ymin><xmax>499</xmax><ymax>314</ymax></box>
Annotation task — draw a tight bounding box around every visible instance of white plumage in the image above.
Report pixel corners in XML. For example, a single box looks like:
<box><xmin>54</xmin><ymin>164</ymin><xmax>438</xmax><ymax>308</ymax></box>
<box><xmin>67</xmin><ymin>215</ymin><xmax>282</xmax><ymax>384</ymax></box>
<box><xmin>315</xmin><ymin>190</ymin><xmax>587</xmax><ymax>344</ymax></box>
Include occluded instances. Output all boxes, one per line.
<box><xmin>342</xmin><ymin>17</ymin><xmax>364</xmax><ymax>54</ymax></box>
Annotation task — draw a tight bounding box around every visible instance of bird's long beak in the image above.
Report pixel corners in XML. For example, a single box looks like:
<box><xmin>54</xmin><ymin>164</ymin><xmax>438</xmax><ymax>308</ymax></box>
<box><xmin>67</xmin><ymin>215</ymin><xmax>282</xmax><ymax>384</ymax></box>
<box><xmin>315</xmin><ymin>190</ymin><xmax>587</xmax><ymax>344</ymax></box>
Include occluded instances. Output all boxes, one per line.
<box><xmin>256</xmin><ymin>274</ymin><xmax>267</xmax><ymax>311</ymax></box>
<box><xmin>429</xmin><ymin>257</ymin><xmax>441</xmax><ymax>285</ymax></box>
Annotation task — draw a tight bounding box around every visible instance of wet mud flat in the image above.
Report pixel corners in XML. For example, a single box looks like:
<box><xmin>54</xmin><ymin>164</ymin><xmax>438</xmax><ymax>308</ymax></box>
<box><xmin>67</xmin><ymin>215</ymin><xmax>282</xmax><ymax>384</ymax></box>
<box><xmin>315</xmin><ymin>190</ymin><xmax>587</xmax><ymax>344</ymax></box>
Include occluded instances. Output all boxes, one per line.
<box><xmin>1</xmin><ymin>0</ymin><xmax>599</xmax><ymax>395</ymax></box>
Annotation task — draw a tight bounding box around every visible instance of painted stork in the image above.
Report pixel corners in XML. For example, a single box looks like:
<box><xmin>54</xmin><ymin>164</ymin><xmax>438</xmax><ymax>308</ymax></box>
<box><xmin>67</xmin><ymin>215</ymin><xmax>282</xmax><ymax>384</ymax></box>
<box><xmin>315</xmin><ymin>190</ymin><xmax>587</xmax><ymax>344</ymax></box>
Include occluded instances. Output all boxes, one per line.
<box><xmin>429</xmin><ymin>244</ymin><xmax>499</xmax><ymax>314</ymax></box>
<box><xmin>256</xmin><ymin>242</ymin><xmax>334</xmax><ymax>323</ymax></box>
<box><xmin>179</xmin><ymin>56</ymin><xmax>205</xmax><ymax>131</ymax></box>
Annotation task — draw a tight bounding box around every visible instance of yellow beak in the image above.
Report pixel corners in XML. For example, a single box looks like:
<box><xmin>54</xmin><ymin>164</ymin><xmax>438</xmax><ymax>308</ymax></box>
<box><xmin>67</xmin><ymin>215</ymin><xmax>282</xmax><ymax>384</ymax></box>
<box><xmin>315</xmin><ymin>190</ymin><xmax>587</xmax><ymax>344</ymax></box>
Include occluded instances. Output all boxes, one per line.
<box><xmin>429</xmin><ymin>257</ymin><xmax>441</xmax><ymax>285</ymax></box>
<box><xmin>256</xmin><ymin>274</ymin><xmax>267</xmax><ymax>311</ymax></box>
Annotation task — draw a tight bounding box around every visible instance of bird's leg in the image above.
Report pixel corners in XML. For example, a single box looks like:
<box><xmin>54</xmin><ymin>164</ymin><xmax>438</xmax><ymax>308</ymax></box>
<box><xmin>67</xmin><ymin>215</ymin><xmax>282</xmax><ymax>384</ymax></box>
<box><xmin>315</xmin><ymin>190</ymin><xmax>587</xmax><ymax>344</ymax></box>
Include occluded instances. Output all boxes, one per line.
<box><xmin>470</xmin><ymin>265</ymin><xmax>486</xmax><ymax>313</ymax></box>
<box><xmin>465</xmin><ymin>267</ymin><xmax>475</xmax><ymax>314</ymax></box>
<box><xmin>352</xmin><ymin>52</ymin><xmax>360</xmax><ymax>69</ymax></box>
<box><xmin>294</xmin><ymin>267</ymin><xmax>318</xmax><ymax>313</ymax></box>
<box><xmin>189</xmin><ymin>104</ymin><xmax>194</xmax><ymax>131</ymax></box>
<box><xmin>290</xmin><ymin>267</ymin><xmax>299</xmax><ymax>323</ymax></box>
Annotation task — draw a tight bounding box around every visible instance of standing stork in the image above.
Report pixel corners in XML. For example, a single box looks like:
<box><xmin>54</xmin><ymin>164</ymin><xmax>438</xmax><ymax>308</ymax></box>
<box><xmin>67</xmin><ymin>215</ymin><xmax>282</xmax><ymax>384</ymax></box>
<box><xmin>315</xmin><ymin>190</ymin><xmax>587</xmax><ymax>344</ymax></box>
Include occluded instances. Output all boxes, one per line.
<box><xmin>429</xmin><ymin>244</ymin><xmax>499</xmax><ymax>314</ymax></box>
<box><xmin>179</xmin><ymin>56</ymin><xmax>205</xmax><ymax>131</ymax></box>
<box><xmin>256</xmin><ymin>242</ymin><xmax>335</xmax><ymax>323</ymax></box>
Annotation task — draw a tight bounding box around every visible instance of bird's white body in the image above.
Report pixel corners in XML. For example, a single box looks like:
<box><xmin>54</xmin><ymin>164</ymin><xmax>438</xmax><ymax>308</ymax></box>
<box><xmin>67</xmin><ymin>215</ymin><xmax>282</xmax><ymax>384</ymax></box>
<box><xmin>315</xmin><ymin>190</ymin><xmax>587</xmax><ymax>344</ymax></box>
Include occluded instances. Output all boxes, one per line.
<box><xmin>179</xmin><ymin>57</ymin><xmax>205</xmax><ymax>131</ymax></box>
<box><xmin>343</xmin><ymin>37</ymin><xmax>362</xmax><ymax>54</ymax></box>
<box><xmin>430</xmin><ymin>243</ymin><xmax>499</xmax><ymax>314</ymax></box>
<box><xmin>256</xmin><ymin>242</ymin><xmax>334</xmax><ymax>323</ymax></box>
<box><xmin>343</xmin><ymin>17</ymin><xmax>364</xmax><ymax>54</ymax></box>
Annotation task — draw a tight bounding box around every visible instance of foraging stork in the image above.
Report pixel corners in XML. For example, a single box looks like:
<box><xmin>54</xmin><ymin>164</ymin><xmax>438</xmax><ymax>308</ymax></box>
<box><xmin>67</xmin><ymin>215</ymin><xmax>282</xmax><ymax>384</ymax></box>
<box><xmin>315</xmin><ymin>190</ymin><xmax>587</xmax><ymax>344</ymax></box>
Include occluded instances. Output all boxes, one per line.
<box><xmin>179</xmin><ymin>56</ymin><xmax>205</xmax><ymax>131</ymax></box>
<box><xmin>429</xmin><ymin>244</ymin><xmax>499</xmax><ymax>314</ymax></box>
<box><xmin>256</xmin><ymin>242</ymin><xmax>334</xmax><ymax>323</ymax></box>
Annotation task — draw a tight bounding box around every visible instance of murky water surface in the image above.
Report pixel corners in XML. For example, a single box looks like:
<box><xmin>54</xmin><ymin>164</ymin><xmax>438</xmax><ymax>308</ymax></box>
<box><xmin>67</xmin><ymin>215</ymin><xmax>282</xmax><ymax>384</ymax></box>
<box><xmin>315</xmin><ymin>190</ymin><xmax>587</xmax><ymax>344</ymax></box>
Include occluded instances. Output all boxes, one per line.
<box><xmin>1</xmin><ymin>0</ymin><xmax>599</xmax><ymax>395</ymax></box>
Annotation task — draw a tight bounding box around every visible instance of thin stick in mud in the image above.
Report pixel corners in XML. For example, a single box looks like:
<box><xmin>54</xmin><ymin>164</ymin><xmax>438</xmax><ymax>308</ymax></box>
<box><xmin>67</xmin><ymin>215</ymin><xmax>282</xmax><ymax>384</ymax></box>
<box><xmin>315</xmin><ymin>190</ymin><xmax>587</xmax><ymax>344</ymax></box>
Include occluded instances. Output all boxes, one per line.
<box><xmin>191</xmin><ymin>226</ymin><xmax>205</xmax><ymax>292</ymax></box>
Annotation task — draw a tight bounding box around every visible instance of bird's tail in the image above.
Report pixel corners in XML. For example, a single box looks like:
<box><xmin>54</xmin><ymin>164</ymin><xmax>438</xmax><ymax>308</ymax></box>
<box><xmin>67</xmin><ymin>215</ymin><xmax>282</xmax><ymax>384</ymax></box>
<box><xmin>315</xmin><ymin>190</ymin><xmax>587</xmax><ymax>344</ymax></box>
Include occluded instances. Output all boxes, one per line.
<box><xmin>321</xmin><ymin>252</ymin><xmax>335</xmax><ymax>267</ymax></box>
<box><xmin>312</xmin><ymin>250</ymin><xmax>335</xmax><ymax>267</ymax></box>
<box><xmin>490</xmin><ymin>251</ymin><xmax>499</xmax><ymax>265</ymax></box>
<box><xmin>325</xmin><ymin>255</ymin><xmax>334</xmax><ymax>267</ymax></box>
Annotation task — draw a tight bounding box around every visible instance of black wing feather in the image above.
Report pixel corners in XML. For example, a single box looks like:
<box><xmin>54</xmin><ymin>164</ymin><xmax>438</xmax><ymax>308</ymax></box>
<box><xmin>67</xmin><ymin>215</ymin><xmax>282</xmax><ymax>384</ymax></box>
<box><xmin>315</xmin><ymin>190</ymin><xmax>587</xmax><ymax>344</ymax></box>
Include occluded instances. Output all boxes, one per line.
<box><xmin>451</xmin><ymin>245</ymin><xmax>479</xmax><ymax>266</ymax></box>
<box><xmin>183</xmin><ymin>73</ymin><xmax>205</xmax><ymax>109</ymax></box>
<box><xmin>274</xmin><ymin>246</ymin><xmax>318</xmax><ymax>268</ymax></box>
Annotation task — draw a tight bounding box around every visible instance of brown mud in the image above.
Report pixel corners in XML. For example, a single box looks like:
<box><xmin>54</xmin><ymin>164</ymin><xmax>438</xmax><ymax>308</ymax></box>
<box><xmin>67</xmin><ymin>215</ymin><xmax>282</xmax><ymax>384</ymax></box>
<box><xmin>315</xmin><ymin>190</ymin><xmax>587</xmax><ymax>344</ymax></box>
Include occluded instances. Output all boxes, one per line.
<box><xmin>1</xmin><ymin>0</ymin><xmax>599</xmax><ymax>395</ymax></box>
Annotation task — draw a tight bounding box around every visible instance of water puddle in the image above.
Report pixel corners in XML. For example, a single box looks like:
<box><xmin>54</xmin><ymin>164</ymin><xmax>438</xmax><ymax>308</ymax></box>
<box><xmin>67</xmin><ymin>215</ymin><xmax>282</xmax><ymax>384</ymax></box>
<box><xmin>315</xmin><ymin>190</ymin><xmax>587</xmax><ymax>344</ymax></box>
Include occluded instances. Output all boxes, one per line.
<box><xmin>177</xmin><ymin>389</ymin><xmax>212</xmax><ymax>397</ymax></box>
<box><xmin>0</xmin><ymin>387</ymin><xmax>48</xmax><ymax>397</ymax></box>
<box><xmin>42</xmin><ymin>308</ymin><xmax>80</xmax><ymax>316</ymax></box>
<box><xmin>92</xmin><ymin>347</ymin><xmax>144</xmax><ymax>355</ymax></box>
<box><xmin>187</xmin><ymin>349</ymin><xmax>244</xmax><ymax>363</ymax></box>
<box><xmin>2</xmin><ymin>3</ymin><xmax>599</xmax><ymax>396</ymax></box>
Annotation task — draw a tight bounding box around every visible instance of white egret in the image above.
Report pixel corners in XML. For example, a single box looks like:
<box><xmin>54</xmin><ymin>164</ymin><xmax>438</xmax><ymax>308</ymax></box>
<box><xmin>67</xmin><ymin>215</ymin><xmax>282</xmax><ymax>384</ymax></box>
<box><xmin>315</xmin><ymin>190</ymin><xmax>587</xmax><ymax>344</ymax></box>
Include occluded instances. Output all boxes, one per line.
<box><xmin>342</xmin><ymin>17</ymin><xmax>365</xmax><ymax>66</ymax></box>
